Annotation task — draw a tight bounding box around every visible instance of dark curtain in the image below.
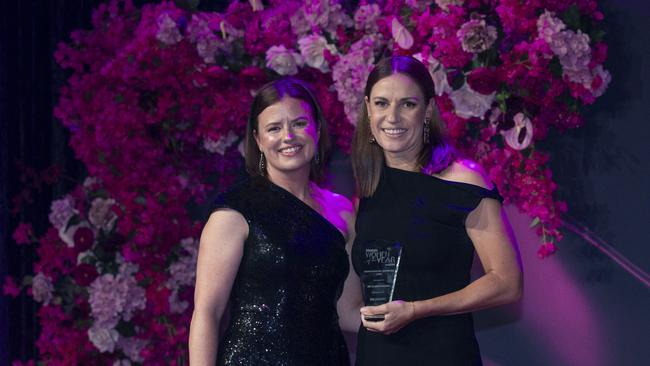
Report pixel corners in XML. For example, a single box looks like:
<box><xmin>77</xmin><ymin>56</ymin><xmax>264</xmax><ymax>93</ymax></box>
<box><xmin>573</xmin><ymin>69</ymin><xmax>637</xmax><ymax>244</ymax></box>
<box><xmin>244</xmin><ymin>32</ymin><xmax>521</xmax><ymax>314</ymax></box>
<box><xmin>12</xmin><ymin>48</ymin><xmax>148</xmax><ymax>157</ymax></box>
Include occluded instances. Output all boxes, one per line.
<box><xmin>0</xmin><ymin>1</ymin><xmax>230</xmax><ymax>363</ymax></box>
<box><xmin>0</xmin><ymin>1</ymin><xmax>105</xmax><ymax>363</ymax></box>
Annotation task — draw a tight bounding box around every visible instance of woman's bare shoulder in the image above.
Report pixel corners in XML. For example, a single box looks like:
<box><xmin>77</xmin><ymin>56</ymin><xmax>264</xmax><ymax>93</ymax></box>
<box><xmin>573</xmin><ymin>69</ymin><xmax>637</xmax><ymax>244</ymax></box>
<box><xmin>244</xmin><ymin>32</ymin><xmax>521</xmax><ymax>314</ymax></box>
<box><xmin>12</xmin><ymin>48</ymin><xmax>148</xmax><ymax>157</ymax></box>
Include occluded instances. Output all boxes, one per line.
<box><xmin>437</xmin><ymin>159</ymin><xmax>493</xmax><ymax>190</ymax></box>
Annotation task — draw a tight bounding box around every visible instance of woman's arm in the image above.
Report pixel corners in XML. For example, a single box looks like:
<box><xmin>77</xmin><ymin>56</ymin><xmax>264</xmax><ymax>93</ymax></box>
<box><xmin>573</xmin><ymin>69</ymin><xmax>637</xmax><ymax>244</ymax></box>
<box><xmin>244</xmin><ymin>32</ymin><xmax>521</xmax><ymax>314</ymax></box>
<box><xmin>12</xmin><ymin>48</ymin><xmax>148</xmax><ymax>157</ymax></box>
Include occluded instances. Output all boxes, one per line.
<box><xmin>361</xmin><ymin>161</ymin><xmax>522</xmax><ymax>335</ymax></box>
<box><xmin>336</xmin><ymin>207</ymin><xmax>364</xmax><ymax>332</ymax></box>
<box><xmin>189</xmin><ymin>209</ymin><xmax>248</xmax><ymax>365</ymax></box>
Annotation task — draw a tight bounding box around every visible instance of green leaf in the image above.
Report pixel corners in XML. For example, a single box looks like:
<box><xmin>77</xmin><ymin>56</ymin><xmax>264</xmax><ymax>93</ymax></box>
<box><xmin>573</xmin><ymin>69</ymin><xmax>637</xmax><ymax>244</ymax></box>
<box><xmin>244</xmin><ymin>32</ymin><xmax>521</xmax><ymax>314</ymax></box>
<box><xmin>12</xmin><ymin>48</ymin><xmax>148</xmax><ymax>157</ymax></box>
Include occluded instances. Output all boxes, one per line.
<box><xmin>549</xmin><ymin>58</ymin><xmax>562</xmax><ymax>78</ymax></box>
<box><xmin>529</xmin><ymin>217</ymin><xmax>541</xmax><ymax>228</ymax></box>
<box><xmin>450</xmin><ymin>72</ymin><xmax>466</xmax><ymax>91</ymax></box>
<box><xmin>563</xmin><ymin>4</ymin><xmax>582</xmax><ymax>30</ymax></box>
<box><xmin>590</xmin><ymin>29</ymin><xmax>606</xmax><ymax>43</ymax></box>
<box><xmin>116</xmin><ymin>319</ymin><xmax>136</xmax><ymax>337</ymax></box>
<box><xmin>135</xmin><ymin>196</ymin><xmax>147</xmax><ymax>206</ymax></box>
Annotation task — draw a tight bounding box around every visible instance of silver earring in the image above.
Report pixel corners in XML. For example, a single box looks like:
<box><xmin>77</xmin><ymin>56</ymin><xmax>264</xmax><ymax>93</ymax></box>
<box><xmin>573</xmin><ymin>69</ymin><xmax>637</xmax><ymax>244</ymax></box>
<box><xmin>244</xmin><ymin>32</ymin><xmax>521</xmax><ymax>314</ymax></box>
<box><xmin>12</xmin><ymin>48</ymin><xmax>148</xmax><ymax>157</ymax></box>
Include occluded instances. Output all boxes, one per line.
<box><xmin>369</xmin><ymin>135</ymin><xmax>376</xmax><ymax>143</ymax></box>
<box><xmin>259</xmin><ymin>152</ymin><xmax>266</xmax><ymax>174</ymax></box>
<box><xmin>314</xmin><ymin>150</ymin><xmax>320</xmax><ymax>165</ymax></box>
<box><xmin>423</xmin><ymin>118</ymin><xmax>431</xmax><ymax>144</ymax></box>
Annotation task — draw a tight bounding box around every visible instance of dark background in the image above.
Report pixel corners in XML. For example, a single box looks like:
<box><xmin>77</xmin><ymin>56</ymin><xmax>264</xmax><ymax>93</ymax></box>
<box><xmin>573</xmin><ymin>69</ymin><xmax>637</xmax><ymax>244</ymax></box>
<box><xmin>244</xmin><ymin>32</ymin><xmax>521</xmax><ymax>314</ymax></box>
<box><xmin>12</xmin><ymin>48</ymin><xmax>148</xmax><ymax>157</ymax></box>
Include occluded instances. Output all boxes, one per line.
<box><xmin>1</xmin><ymin>0</ymin><xmax>648</xmax><ymax>365</ymax></box>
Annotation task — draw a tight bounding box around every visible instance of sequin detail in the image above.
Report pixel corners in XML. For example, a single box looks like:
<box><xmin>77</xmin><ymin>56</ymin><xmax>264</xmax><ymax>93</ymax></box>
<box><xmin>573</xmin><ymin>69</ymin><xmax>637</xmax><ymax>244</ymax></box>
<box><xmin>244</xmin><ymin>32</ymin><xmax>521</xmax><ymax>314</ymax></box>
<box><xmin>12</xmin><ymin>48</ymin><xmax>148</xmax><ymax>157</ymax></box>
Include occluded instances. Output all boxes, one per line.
<box><xmin>213</xmin><ymin>177</ymin><xmax>350</xmax><ymax>366</ymax></box>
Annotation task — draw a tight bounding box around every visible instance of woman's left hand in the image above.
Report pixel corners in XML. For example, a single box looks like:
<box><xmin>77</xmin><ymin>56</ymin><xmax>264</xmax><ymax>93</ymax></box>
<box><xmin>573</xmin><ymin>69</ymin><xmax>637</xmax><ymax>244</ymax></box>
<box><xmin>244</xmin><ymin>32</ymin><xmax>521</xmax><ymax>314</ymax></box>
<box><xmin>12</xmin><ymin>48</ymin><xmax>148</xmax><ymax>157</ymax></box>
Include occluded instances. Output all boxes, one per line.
<box><xmin>360</xmin><ymin>300</ymin><xmax>416</xmax><ymax>335</ymax></box>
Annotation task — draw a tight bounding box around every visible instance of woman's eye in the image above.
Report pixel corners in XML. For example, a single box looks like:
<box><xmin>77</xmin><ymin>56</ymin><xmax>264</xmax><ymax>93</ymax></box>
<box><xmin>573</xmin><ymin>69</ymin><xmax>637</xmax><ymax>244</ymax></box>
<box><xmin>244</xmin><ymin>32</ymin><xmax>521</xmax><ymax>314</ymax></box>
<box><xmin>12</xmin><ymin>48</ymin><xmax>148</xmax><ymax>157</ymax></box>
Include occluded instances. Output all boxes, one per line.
<box><xmin>293</xmin><ymin>120</ymin><xmax>308</xmax><ymax>128</ymax></box>
<box><xmin>374</xmin><ymin>101</ymin><xmax>387</xmax><ymax>108</ymax></box>
<box><xmin>403</xmin><ymin>101</ymin><xmax>417</xmax><ymax>108</ymax></box>
<box><xmin>267</xmin><ymin>126</ymin><xmax>280</xmax><ymax>132</ymax></box>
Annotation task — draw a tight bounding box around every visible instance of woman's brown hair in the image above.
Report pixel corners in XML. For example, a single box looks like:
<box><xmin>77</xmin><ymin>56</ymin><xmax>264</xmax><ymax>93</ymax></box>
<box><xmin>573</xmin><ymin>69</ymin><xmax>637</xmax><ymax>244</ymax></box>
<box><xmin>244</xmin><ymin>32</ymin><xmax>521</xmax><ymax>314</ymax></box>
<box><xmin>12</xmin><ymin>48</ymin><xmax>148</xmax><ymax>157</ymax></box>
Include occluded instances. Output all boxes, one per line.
<box><xmin>244</xmin><ymin>78</ymin><xmax>330</xmax><ymax>182</ymax></box>
<box><xmin>351</xmin><ymin>56</ymin><xmax>456</xmax><ymax>197</ymax></box>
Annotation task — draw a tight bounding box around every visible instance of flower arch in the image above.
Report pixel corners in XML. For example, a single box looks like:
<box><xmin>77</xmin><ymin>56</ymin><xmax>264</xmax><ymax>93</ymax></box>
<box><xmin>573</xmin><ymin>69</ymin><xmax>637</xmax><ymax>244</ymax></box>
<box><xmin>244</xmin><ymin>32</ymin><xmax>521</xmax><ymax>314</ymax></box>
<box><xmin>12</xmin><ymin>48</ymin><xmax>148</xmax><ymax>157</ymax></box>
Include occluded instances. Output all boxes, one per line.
<box><xmin>6</xmin><ymin>0</ymin><xmax>609</xmax><ymax>363</ymax></box>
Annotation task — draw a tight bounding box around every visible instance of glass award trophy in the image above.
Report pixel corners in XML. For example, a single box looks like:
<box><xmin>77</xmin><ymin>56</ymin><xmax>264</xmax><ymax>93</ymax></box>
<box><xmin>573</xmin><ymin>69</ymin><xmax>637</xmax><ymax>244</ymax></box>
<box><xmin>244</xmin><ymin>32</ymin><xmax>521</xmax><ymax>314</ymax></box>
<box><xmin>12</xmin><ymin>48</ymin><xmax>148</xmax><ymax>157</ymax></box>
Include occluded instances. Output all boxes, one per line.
<box><xmin>358</xmin><ymin>240</ymin><xmax>403</xmax><ymax>321</ymax></box>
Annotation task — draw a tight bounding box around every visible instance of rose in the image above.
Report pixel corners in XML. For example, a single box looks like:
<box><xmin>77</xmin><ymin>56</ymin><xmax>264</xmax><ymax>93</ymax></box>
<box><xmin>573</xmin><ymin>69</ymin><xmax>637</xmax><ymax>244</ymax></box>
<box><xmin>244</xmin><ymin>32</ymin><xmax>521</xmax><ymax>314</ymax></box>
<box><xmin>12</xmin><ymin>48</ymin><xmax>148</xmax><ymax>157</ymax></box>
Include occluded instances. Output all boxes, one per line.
<box><xmin>449</xmin><ymin>83</ymin><xmax>495</xmax><ymax>119</ymax></box>
<box><xmin>466</xmin><ymin>67</ymin><xmax>499</xmax><ymax>95</ymax></box>
<box><xmin>298</xmin><ymin>35</ymin><xmax>336</xmax><ymax>72</ymax></box>
<box><xmin>265</xmin><ymin>45</ymin><xmax>303</xmax><ymax>75</ymax></box>
<box><xmin>73</xmin><ymin>226</ymin><xmax>95</xmax><ymax>252</ymax></box>
<box><xmin>72</xmin><ymin>263</ymin><xmax>99</xmax><ymax>287</ymax></box>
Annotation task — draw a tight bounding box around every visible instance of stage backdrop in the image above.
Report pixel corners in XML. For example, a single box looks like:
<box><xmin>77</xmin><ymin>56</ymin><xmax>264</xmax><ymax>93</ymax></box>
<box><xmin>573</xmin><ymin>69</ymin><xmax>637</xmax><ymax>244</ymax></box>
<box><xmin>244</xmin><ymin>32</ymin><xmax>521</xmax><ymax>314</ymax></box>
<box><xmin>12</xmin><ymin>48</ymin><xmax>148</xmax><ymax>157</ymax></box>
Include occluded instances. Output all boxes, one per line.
<box><xmin>1</xmin><ymin>0</ymin><xmax>648</xmax><ymax>365</ymax></box>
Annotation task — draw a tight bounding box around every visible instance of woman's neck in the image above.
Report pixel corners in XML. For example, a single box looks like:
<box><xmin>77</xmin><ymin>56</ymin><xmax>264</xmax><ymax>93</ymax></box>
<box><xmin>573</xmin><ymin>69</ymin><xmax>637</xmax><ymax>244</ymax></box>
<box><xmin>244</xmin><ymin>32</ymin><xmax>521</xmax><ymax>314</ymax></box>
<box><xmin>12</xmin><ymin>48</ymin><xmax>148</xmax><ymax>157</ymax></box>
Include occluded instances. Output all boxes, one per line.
<box><xmin>266</xmin><ymin>167</ymin><xmax>312</xmax><ymax>202</ymax></box>
<box><xmin>384</xmin><ymin>151</ymin><xmax>420</xmax><ymax>172</ymax></box>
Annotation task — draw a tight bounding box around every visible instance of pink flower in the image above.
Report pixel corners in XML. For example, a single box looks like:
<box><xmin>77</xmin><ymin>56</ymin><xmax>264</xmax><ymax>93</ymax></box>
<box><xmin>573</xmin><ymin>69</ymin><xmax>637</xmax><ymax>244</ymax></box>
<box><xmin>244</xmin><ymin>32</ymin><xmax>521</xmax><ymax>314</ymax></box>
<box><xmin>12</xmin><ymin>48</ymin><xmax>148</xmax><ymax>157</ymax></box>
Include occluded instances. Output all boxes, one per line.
<box><xmin>466</xmin><ymin>67</ymin><xmax>499</xmax><ymax>95</ymax></box>
<box><xmin>12</xmin><ymin>222</ymin><xmax>34</xmax><ymax>245</ymax></box>
<box><xmin>537</xmin><ymin>242</ymin><xmax>558</xmax><ymax>258</ymax></box>
<box><xmin>3</xmin><ymin>276</ymin><xmax>20</xmax><ymax>297</ymax></box>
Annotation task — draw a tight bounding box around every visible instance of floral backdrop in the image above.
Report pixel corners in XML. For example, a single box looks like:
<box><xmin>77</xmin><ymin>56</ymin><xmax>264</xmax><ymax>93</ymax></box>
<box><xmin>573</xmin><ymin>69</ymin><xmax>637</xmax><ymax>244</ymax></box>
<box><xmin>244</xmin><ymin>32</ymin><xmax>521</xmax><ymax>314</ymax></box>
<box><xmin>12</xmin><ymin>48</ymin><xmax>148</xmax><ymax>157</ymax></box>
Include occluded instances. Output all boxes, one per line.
<box><xmin>4</xmin><ymin>0</ymin><xmax>610</xmax><ymax>364</ymax></box>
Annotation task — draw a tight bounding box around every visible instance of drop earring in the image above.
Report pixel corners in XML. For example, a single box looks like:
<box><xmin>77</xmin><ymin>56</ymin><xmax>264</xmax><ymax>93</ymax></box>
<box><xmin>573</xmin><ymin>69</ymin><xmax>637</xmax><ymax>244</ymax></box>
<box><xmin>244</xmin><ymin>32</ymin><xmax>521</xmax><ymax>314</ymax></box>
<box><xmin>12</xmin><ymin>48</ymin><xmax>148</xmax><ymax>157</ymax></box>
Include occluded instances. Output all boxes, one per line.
<box><xmin>423</xmin><ymin>118</ymin><xmax>431</xmax><ymax>144</ymax></box>
<box><xmin>259</xmin><ymin>152</ymin><xmax>266</xmax><ymax>174</ymax></box>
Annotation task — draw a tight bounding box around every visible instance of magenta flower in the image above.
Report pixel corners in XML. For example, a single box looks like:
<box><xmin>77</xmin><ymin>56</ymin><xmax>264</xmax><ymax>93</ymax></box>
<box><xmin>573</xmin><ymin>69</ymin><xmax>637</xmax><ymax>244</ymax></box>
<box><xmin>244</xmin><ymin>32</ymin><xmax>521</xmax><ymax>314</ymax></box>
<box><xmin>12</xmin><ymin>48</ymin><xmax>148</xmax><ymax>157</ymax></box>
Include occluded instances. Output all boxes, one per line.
<box><xmin>12</xmin><ymin>222</ymin><xmax>34</xmax><ymax>245</ymax></box>
<box><xmin>3</xmin><ymin>276</ymin><xmax>20</xmax><ymax>297</ymax></box>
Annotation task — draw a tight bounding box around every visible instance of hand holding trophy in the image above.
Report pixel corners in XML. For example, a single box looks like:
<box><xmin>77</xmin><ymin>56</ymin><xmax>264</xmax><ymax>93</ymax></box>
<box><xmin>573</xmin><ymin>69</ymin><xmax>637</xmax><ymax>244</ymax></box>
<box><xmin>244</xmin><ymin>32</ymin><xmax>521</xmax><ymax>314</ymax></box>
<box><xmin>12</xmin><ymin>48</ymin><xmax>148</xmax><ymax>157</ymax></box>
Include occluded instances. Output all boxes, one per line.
<box><xmin>358</xmin><ymin>239</ymin><xmax>403</xmax><ymax>322</ymax></box>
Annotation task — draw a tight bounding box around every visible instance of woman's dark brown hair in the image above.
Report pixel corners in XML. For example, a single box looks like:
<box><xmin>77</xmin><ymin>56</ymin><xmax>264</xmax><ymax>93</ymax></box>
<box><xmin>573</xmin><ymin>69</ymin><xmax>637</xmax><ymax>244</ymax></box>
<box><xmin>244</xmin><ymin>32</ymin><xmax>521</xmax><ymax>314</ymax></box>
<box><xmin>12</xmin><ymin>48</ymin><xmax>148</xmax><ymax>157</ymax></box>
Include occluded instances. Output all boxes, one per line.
<box><xmin>244</xmin><ymin>78</ymin><xmax>330</xmax><ymax>182</ymax></box>
<box><xmin>351</xmin><ymin>56</ymin><xmax>456</xmax><ymax>197</ymax></box>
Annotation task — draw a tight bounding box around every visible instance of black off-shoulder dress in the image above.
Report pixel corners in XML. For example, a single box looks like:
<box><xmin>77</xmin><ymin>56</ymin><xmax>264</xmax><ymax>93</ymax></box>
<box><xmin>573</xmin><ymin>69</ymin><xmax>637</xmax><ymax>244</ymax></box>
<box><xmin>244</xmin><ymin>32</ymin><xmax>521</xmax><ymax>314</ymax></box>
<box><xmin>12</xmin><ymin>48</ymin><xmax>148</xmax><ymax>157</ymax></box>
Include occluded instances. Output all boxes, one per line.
<box><xmin>352</xmin><ymin>166</ymin><xmax>503</xmax><ymax>366</ymax></box>
<box><xmin>213</xmin><ymin>176</ymin><xmax>350</xmax><ymax>366</ymax></box>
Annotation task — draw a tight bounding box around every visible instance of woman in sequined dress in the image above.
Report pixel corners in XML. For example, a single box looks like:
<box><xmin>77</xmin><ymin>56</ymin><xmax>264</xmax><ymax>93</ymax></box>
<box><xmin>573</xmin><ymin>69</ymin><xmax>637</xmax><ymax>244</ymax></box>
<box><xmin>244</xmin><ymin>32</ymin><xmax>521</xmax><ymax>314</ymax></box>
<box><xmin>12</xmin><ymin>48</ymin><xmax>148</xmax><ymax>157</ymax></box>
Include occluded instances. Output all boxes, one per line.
<box><xmin>349</xmin><ymin>56</ymin><xmax>523</xmax><ymax>365</ymax></box>
<box><xmin>188</xmin><ymin>78</ymin><xmax>356</xmax><ymax>366</ymax></box>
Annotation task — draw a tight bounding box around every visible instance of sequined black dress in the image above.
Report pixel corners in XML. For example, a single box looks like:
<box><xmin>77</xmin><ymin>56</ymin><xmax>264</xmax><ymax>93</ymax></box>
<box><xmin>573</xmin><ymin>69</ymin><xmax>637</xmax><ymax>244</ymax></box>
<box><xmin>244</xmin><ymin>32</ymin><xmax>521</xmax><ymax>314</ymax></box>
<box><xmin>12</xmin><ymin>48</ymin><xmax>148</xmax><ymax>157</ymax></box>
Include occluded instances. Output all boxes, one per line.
<box><xmin>351</xmin><ymin>166</ymin><xmax>503</xmax><ymax>366</ymax></box>
<box><xmin>212</xmin><ymin>176</ymin><xmax>350</xmax><ymax>366</ymax></box>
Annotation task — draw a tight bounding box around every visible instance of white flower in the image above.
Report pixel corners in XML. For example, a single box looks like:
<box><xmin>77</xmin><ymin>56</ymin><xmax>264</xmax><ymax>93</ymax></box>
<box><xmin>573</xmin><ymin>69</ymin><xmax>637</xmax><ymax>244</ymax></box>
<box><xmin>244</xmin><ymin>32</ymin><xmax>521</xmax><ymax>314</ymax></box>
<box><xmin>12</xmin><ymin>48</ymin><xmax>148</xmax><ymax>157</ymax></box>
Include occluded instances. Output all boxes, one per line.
<box><xmin>203</xmin><ymin>131</ymin><xmax>239</xmax><ymax>155</ymax></box>
<box><xmin>298</xmin><ymin>35</ymin><xmax>337</xmax><ymax>72</ymax></box>
<box><xmin>88</xmin><ymin>324</ymin><xmax>120</xmax><ymax>353</ymax></box>
<box><xmin>88</xmin><ymin>198</ymin><xmax>118</xmax><ymax>232</ymax></box>
<box><xmin>113</xmin><ymin>360</ymin><xmax>131</xmax><ymax>366</ymax></box>
<box><xmin>155</xmin><ymin>13</ymin><xmax>182</xmax><ymax>46</ymax></box>
<box><xmin>501</xmin><ymin>112</ymin><xmax>534</xmax><ymax>150</ymax></box>
<box><xmin>412</xmin><ymin>52</ymin><xmax>451</xmax><ymax>96</ymax></box>
<box><xmin>265</xmin><ymin>45</ymin><xmax>303</xmax><ymax>75</ymax></box>
<box><xmin>32</xmin><ymin>272</ymin><xmax>54</xmax><ymax>305</ymax></box>
<box><xmin>449</xmin><ymin>83</ymin><xmax>495</xmax><ymax>119</ymax></box>
<box><xmin>391</xmin><ymin>18</ymin><xmax>414</xmax><ymax>50</ymax></box>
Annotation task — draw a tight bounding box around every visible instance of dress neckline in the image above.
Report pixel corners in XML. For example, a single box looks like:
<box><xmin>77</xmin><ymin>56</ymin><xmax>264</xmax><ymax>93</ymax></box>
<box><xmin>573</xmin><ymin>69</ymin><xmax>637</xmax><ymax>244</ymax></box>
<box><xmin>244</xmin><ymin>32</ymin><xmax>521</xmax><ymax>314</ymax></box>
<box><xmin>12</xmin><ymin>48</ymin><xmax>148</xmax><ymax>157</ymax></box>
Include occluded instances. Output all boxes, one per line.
<box><xmin>384</xmin><ymin>165</ymin><xmax>498</xmax><ymax>194</ymax></box>
<box><xmin>261</xmin><ymin>177</ymin><xmax>347</xmax><ymax>243</ymax></box>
